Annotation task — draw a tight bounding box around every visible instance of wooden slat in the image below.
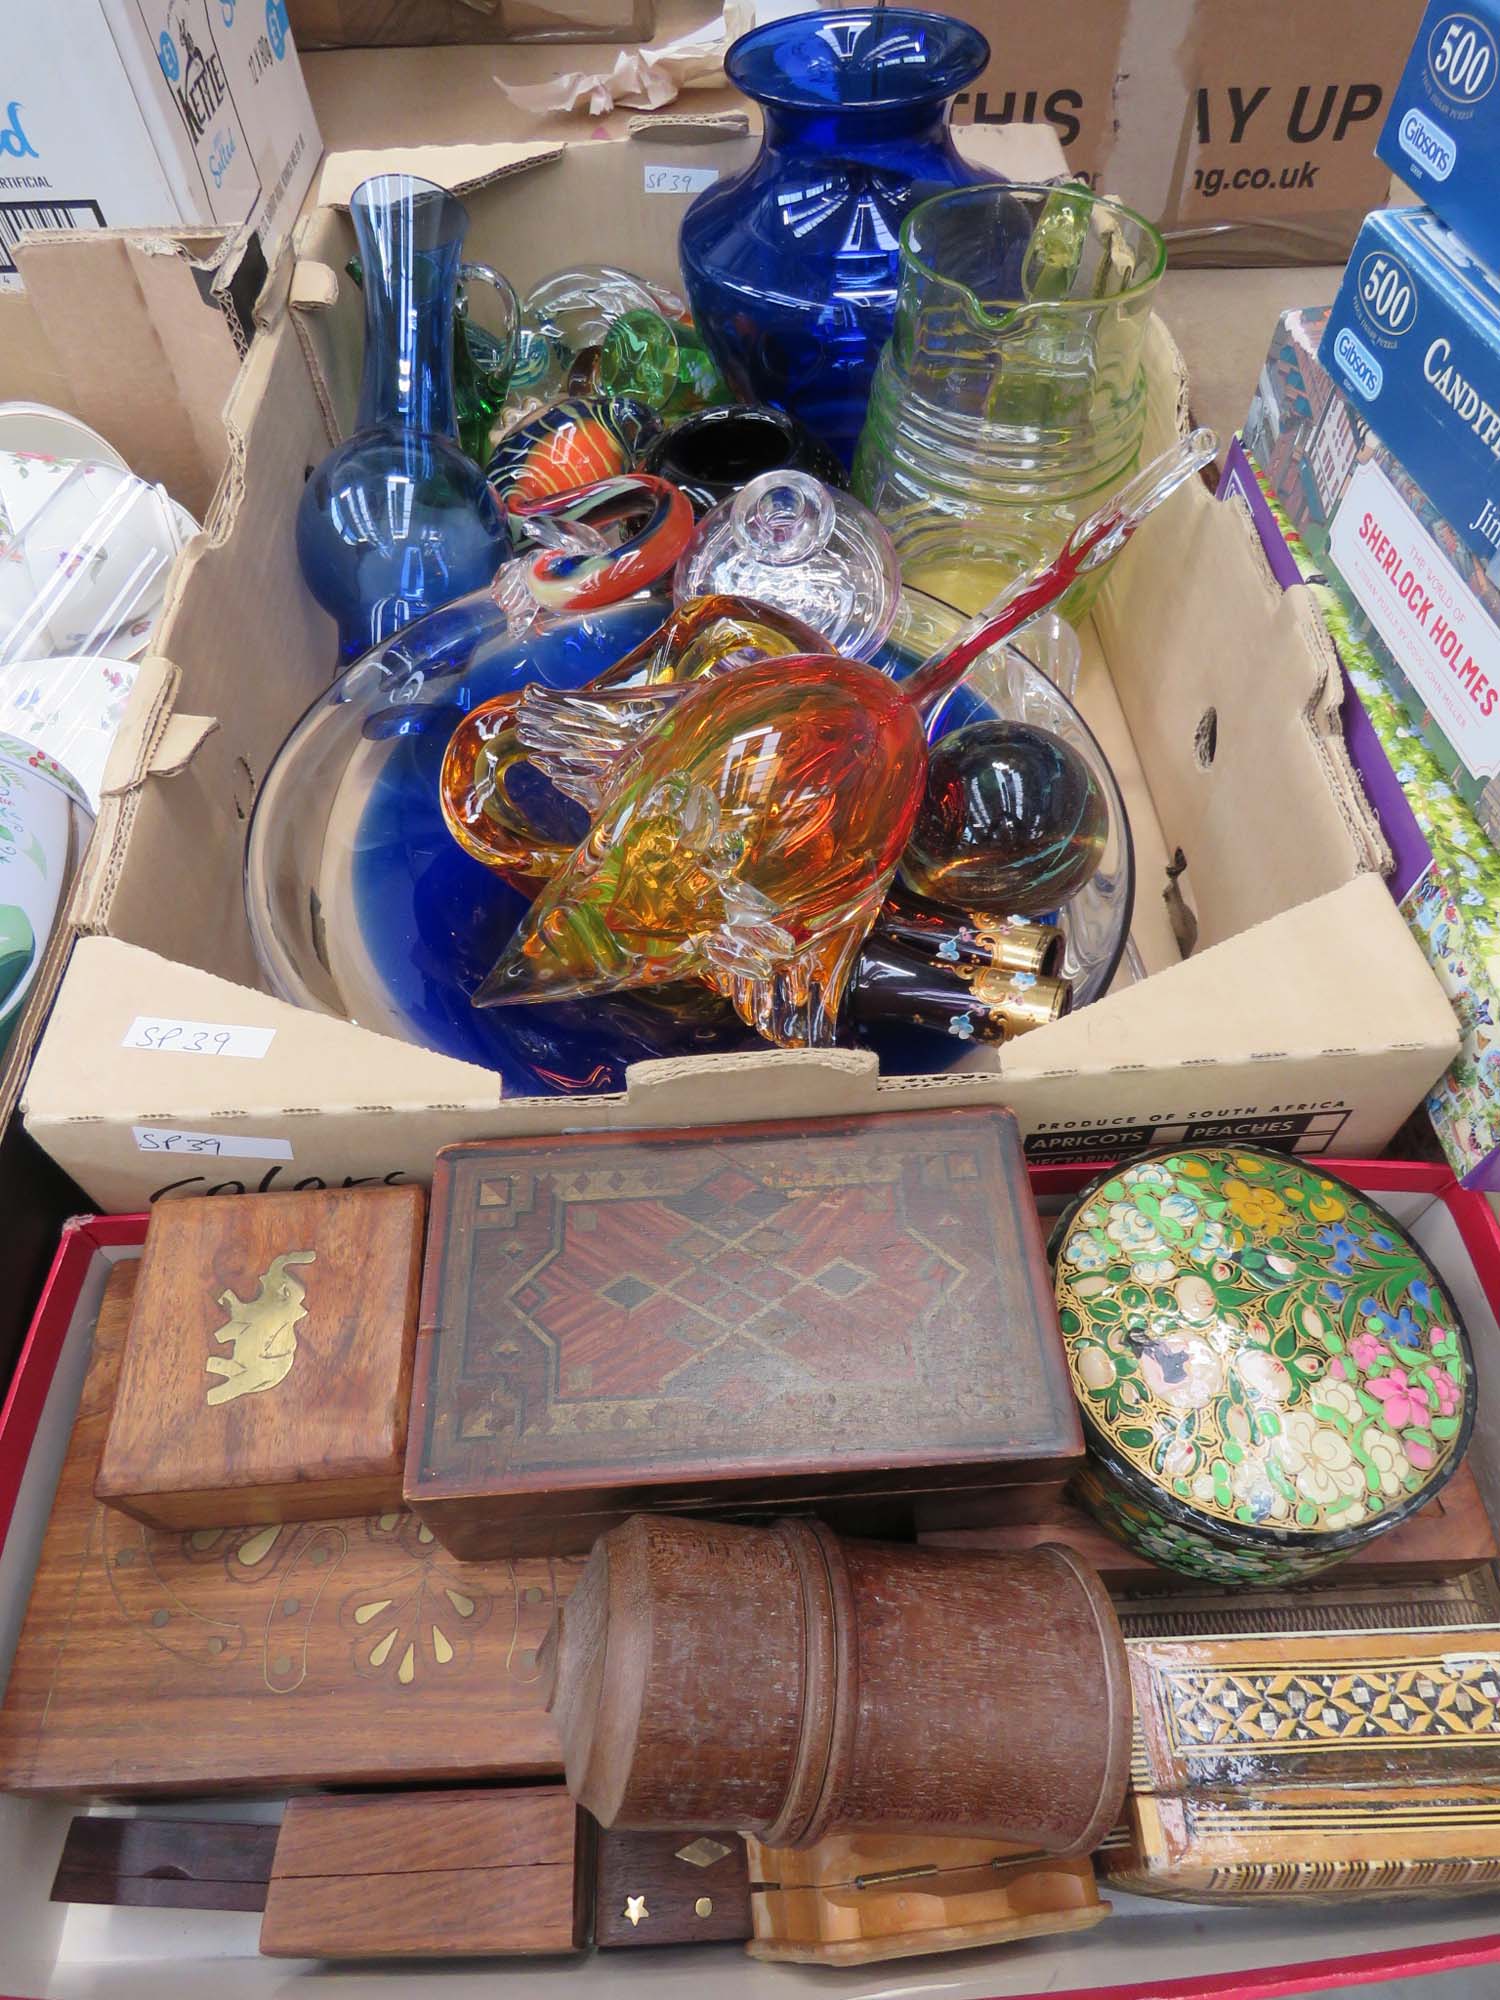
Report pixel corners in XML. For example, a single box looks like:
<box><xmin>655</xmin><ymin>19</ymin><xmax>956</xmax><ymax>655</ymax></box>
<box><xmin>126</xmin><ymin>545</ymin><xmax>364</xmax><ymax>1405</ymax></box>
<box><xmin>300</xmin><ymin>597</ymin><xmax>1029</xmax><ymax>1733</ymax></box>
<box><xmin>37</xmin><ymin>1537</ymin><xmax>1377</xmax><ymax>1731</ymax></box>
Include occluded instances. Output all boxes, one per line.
<box><xmin>271</xmin><ymin>1789</ymin><xmax>575</xmax><ymax>1879</ymax></box>
<box><xmin>51</xmin><ymin>1817</ymin><xmax>278</xmax><ymax>1910</ymax></box>
<box><xmin>261</xmin><ymin>1789</ymin><xmax>582</xmax><ymax>1958</ymax></box>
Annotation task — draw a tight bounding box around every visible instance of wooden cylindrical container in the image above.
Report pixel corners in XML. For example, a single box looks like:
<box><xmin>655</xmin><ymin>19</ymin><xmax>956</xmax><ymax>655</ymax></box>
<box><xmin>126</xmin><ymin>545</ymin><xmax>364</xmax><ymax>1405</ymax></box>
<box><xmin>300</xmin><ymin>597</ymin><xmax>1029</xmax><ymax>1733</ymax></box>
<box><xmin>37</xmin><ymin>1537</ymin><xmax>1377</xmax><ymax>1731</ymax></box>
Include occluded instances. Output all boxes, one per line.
<box><xmin>543</xmin><ymin>1515</ymin><xmax>1130</xmax><ymax>1853</ymax></box>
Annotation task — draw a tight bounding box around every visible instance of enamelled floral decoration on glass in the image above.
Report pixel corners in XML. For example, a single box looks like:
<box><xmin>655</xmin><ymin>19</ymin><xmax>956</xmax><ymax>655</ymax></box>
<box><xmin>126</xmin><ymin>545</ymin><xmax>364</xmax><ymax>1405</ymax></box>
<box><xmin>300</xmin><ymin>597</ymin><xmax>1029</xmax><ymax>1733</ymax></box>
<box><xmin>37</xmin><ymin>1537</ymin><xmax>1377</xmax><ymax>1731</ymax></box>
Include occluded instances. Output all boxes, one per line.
<box><xmin>1051</xmin><ymin>1147</ymin><xmax>1476</xmax><ymax>1583</ymax></box>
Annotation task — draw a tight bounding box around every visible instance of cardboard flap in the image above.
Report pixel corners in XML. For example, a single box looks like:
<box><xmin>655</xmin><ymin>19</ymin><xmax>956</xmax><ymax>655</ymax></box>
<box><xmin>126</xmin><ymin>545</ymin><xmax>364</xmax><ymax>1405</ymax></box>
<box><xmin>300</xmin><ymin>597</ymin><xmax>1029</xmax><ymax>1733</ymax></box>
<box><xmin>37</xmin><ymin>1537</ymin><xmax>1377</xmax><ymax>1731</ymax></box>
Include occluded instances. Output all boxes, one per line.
<box><xmin>1004</xmin><ymin>876</ymin><xmax>1459</xmax><ymax>1075</ymax></box>
<box><xmin>290</xmin><ymin>260</ymin><xmax>342</xmax><ymax>312</ymax></box>
<box><xmin>316</xmin><ymin>141</ymin><xmax>565</xmax><ymax>208</ymax></box>
<box><xmin>1096</xmin><ymin>474</ymin><xmax>1389</xmax><ymax>951</ymax></box>
<box><xmin>21</xmin><ymin>938</ymin><xmax>506</xmax><ymax>1124</ymax></box>
<box><xmin>94</xmin><ymin>657</ymin><xmax>178</xmax><ymax>805</ymax></box>
<box><xmin>143</xmin><ymin>714</ymin><xmax>220</xmax><ymax>780</ymax></box>
<box><xmin>622</xmin><ymin>1047</ymin><xmax>880</xmax><ymax>1121</ymax></box>
<box><xmin>626</xmin><ymin>111</ymin><xmax>750</xmax><ymax>139</ymax></box>
<box><xmin>12</xmin><ymin>231</ymin><xmax>238</xmax><ymax>519</ymax></box>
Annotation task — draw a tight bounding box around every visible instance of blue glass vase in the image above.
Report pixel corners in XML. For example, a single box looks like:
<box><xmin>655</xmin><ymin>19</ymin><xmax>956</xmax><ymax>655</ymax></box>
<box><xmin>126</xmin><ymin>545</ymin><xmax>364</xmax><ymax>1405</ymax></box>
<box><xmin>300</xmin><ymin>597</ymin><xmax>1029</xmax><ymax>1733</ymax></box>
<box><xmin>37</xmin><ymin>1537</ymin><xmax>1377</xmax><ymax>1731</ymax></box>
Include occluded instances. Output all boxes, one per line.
<box><xmin>296</xmin><ymin>175</ymin><xmax>507</xmax><ymax>668</ymax></box>
<box><xmin>678</xmin><ymin>8</ymin><xmax>992</xmax><ymax>466</ymax></box>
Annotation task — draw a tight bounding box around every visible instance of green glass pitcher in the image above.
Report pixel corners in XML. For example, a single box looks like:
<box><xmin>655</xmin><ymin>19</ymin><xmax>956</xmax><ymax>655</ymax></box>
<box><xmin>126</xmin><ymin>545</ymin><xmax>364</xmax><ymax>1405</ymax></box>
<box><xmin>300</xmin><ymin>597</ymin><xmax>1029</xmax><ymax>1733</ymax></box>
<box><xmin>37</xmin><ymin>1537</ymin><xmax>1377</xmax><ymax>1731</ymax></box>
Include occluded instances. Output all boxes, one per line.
<box><xmin>853</xmin><ymin>183</ymin><xmax>1167</xmax><ymax>618</ymax></box>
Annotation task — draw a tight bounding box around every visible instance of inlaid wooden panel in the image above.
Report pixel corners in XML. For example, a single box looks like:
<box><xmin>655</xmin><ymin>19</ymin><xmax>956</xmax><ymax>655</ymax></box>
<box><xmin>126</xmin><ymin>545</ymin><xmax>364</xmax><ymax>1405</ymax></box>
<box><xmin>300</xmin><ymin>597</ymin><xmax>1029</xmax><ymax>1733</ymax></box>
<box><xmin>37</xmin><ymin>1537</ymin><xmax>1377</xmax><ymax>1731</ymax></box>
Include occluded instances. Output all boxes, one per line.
<box><xmin>593</xmin><ymin>1828</ymin><xmax>751</xmax><ymax>1948</ymax></box>
<box><xmin>1103</xmin><ymin>1624</ymin><xmax>1500</xmax><ymax>1901</ymax></box>
<box><xmin>0</xmin><ymin>1263</ymin><xmax>579</xmax><ymax>1797</ymax></box>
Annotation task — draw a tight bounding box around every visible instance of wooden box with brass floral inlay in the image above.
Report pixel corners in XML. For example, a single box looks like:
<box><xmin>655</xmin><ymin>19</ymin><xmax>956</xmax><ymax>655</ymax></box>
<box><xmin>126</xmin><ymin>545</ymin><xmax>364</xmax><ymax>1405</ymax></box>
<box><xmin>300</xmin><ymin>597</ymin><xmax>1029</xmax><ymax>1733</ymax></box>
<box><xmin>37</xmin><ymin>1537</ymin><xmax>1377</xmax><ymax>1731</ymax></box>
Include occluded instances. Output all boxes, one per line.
<box><xmin>407</xmin><ymin>1109</ymin><xmax>1079</xmax><ymax>1559</ymax></box>
<box><xmin>0</xmin><ymin>1263</ymin><xmax>581</xmax><ymax>1797</ymax></box>
<box><xmin>95</xmin><ymin>1188</ymin><xmax>426</xmax><ymax>1529</ymax></box>
<box><xmin>1102</xmin><ymin>1626</ymin><xmax>1500</xmax><ymax>1900</ymax></box>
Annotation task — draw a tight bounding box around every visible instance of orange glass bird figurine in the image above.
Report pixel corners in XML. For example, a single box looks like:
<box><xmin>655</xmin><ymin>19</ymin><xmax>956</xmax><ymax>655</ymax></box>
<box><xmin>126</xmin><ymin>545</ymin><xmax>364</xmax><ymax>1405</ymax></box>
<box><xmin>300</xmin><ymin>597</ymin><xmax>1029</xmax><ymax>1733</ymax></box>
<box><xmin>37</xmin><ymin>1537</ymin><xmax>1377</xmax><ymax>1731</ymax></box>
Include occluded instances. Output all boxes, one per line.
<box><xmin>472</xmin><ymin>431</ymin><xmax>1215</xmax><ymax>1046</ymax></box>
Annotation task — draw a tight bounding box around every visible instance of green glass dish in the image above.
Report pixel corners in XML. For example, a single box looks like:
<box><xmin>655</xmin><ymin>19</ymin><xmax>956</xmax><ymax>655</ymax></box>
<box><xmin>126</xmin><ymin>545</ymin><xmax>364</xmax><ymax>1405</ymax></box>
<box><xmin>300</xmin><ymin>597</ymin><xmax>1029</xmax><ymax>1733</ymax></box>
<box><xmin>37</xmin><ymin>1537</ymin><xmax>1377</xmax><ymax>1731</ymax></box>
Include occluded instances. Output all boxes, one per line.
<box><xmin>1049</xmin><ymin>1147</ymin><xmax>1476</xmax><ymax>1585</ymax></box>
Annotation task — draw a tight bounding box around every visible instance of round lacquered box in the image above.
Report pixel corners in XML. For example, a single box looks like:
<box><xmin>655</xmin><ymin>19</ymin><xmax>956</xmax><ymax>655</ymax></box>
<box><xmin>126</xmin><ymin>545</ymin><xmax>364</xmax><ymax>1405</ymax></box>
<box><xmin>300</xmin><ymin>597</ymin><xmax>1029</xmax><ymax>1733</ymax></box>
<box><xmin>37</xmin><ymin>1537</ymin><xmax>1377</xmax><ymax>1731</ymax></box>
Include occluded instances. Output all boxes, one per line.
<box><xmin>1048</xmin><ymin>1147</ymin><xmax>1477</xmax><ymax>1585</ymax></box>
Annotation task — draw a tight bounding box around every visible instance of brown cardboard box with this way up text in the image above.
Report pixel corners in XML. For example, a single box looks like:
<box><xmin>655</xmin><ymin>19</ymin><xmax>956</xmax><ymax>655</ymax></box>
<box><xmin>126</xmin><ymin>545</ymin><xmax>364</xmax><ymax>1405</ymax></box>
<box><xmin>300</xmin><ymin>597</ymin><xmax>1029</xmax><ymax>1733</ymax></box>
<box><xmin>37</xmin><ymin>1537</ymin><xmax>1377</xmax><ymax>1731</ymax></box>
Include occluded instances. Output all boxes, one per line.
<box><xmin>928</xmin><ymin>0</ymin><xmax>1424</xmax><ymax>261</ymax></box>
<box><xmin>292</xmin><ymin>0</ymin><xmax>1425</xmax><ymax>263</ymax></box>
<box><xmin>14</xmin><ymin>120</ymin><xmax>1458</xmax><ymax>1211</ymax></box>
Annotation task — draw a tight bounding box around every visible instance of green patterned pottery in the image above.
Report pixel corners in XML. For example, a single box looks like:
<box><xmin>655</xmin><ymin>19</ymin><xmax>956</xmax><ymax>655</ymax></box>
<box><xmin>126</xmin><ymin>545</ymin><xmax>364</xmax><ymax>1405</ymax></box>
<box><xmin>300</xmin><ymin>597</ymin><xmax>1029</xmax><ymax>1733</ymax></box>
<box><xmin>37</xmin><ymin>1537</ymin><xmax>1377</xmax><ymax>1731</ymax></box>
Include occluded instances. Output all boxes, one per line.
<box><xmin>1049</xmin><ymin>1148</ymin><xmax>1476</xmax><ymax>1585</ymax></box>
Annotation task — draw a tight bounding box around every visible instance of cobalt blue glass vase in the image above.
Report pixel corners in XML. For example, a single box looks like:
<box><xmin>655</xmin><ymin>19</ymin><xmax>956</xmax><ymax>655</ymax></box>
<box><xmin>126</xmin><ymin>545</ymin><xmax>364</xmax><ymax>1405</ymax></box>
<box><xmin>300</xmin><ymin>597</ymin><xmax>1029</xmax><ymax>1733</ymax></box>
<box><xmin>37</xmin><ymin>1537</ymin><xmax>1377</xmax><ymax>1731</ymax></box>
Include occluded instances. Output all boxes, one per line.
<box><xmin>296</xmin><ymin>174</ymin><xmax>506</xmax><ymax>669</ymax></box>
<box><xmin>678</xmin><ymin>8</ymin><xmax>992</xmax><ymax>466</ymax></box>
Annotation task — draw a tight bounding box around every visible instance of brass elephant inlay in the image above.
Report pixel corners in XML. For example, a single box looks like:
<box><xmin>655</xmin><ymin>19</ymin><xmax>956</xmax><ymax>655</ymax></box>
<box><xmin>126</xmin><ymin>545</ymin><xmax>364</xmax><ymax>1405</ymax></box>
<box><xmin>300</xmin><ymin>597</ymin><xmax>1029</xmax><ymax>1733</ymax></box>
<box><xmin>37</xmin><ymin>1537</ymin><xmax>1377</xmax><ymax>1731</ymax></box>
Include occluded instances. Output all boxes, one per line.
<box><xmin>205</xmin><ymin>1250</ymin><xmax>317</xmax><ymax>1406</ymax></box>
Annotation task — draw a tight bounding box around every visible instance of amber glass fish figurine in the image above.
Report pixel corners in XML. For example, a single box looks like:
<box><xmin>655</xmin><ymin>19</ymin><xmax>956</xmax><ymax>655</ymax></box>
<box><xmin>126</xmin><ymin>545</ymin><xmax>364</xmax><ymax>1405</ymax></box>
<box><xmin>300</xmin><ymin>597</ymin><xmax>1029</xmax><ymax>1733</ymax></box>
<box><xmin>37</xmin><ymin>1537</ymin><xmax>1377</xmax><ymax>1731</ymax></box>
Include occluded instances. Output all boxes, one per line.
<box><xmin>475</xmin><ymin>432</ymin><xmax>1214</xmax><ymax>1045</ymax></box>
<box><xmin>441</xmin><ymin>594</ymin><xmax>828</xmax><ymax>890</ymax></box>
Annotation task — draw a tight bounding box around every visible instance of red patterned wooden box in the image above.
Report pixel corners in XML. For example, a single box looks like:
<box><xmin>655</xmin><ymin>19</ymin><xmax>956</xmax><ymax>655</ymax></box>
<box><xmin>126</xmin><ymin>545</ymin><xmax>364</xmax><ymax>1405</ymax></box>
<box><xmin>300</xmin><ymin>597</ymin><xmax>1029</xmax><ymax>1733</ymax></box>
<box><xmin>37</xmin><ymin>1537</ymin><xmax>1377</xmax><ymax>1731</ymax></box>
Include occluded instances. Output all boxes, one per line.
<box><xmin>405</xmin><ymin>1108</ymin><xmax>1081</xmax><ymax>1557</ymax></box>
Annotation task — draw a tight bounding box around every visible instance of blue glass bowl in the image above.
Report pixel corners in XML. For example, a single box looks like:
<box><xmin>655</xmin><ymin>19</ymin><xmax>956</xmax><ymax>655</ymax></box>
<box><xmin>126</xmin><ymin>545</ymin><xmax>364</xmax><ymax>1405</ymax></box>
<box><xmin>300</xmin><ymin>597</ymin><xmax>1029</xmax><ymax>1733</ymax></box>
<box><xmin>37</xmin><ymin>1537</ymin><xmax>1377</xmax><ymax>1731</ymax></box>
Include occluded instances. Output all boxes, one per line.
<box><xmin>247</xmin><ymin>588</ymin><xmax>1131</xmax><ymax>1095</ymax></box>
<box><xmin>247</xmin><ymin>593</ymin><xmax>758</xmax><ymax>1096</ymax></box>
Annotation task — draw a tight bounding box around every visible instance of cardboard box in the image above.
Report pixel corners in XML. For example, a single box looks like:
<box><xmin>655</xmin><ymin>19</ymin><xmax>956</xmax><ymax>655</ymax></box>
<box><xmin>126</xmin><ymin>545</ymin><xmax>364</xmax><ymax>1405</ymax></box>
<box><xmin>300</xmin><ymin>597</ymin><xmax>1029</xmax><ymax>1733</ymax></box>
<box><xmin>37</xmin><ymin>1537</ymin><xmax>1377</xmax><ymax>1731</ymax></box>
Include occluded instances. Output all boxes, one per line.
<box><xmin>7</xmin><ymin>1169</ymin><xmax>1500</xmax><ymax>1994</ymax></box>
<box><xmin>1322</xmin><ymin>206</ymin><xmax>1500</xmax><ymax>568</ymax></box>
<box><xmin>2</xmin><ymin>0</ymin><xmax>320</xmax><ymax>295</ymax></box>
<box><xmin>899</xmin><ymin>0</ymin><xmax>1424</xmax><ymax>263</ymax></box>
<box><xmin>293</xmin><ymin>0</ymin><xmax>1417</xmax><ymax>264</ymax></box>
<box><xmin>1378</xmin><ymin>0</ymin><xmax>1500</xmax><ymax>270</ymax></box>
<box><xmin>14</xmin><ymin>127</ymin><xmax>1458</xmax><ymax>1211</ymax></box>
<box><xmin>0</xmin><ymin>218</ymin><xmax>258</xmax><ymax>1151</ymax></box>
<box><xmin>289</xmin><ymin>0</ymin><xmax>653</xmax><ymax>45</ymax></box>
<box><xmin>1227</xmin><ymin>437</ymin><xmax>1500</xmax><ymax>1191</ymax></box>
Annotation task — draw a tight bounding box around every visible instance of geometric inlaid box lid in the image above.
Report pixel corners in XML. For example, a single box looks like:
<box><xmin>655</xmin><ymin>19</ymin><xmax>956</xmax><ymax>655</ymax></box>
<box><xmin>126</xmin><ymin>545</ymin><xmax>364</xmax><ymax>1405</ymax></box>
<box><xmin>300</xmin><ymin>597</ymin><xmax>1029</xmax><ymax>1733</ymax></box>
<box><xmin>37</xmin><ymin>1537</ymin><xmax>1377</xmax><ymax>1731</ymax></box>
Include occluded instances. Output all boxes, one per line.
<box><xmin>406</xmin><ymin>1108</ymin><xmax>1080</xmax><ymax>1555</ymax></box>
<box><xmin>95</xmin><ymin>1186</ymin><xmax>426</xmax><ymax>1530</ymax></box>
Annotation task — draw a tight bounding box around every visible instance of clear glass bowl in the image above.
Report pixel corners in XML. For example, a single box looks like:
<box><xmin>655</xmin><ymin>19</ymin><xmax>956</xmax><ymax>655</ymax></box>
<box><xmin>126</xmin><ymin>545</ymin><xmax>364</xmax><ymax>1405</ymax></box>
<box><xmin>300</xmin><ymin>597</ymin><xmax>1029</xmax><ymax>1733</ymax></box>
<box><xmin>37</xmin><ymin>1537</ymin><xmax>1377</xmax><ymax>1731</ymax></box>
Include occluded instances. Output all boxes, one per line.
<box><xmin>246</xmin><ymin>586</ymin><xmax>1130</xmax><ymax>1093</ymax></box>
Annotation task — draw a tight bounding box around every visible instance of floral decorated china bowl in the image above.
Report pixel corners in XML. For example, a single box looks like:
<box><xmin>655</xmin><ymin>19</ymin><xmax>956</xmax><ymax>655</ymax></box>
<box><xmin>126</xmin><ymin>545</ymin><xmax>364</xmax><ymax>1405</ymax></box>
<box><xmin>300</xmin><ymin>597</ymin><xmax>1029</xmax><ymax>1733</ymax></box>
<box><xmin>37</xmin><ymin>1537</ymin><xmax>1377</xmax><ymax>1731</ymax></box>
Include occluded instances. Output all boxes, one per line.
<box><xmin>1049</xmin><ymin>1147</ymin><xmax>1476</xmax><ymax>1585</ymax></box>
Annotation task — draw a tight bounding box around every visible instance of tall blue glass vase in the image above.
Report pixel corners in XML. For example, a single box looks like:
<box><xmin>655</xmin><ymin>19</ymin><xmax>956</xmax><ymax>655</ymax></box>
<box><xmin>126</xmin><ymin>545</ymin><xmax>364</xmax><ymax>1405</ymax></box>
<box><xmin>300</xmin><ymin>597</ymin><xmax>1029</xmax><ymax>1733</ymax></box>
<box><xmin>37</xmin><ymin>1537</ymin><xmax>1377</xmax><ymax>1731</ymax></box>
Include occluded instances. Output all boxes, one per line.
<box><xmin>297</xmin><ymin>175</ymin><xmax>506</xmax><ymax>668</ymax></box>
<box><xmin>679</xmin><ymin>9</ymin><xmax>992</xmax><ymax>467</ymax></box>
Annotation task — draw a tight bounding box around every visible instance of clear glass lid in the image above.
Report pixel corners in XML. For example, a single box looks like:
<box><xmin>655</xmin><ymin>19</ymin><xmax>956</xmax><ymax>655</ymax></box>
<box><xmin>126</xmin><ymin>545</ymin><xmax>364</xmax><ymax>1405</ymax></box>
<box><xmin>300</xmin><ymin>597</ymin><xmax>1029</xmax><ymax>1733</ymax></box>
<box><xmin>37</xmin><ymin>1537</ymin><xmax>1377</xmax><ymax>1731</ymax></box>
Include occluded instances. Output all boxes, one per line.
<box><xmin>674</xmin><ymin>470</ymin><xmax>902</xmax><ymax>659</ymax></box>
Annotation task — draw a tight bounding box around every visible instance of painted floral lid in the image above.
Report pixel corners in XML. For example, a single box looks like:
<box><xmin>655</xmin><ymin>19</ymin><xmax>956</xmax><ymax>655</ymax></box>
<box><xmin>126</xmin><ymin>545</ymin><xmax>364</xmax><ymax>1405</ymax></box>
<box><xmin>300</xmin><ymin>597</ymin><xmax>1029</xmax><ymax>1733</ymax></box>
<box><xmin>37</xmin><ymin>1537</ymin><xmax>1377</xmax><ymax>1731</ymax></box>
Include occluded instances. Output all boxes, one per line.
<box><xmin>1051</xmin><ymin>1148</ymin><xmax>1475</xmax><ymax>1550</ymax></box>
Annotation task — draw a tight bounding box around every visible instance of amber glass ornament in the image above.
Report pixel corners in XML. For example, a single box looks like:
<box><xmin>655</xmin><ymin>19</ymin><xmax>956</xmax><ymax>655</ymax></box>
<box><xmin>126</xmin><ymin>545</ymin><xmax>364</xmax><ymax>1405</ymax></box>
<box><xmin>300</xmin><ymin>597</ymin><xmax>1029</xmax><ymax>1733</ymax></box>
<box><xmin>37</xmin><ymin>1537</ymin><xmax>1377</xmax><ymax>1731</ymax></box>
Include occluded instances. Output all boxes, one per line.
<box><xmin>903</xmin><ymin>719</ymin><xmax>1108</xmax><ymax>916</ymax></box>
<box><xmin>440</xmin><ymin>595</ymin><xmax>827</xmax><ymax>892</ymax></box>
<box><xmin>473</xmin><ymin>433</ymin><xmax>1214</xmax><ymax>1046</ymax></box>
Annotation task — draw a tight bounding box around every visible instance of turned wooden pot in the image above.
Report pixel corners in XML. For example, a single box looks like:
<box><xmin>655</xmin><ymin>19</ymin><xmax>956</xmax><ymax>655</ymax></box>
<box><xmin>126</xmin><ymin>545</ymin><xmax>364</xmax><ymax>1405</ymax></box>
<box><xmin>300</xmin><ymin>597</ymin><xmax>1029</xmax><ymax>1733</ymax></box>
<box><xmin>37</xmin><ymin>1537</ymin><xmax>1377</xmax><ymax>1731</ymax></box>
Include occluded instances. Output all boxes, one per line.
<box><xmin>541</xmin><ymin>1514</ymin><xmax>1130</xmax><ymax>1853</ymax></box>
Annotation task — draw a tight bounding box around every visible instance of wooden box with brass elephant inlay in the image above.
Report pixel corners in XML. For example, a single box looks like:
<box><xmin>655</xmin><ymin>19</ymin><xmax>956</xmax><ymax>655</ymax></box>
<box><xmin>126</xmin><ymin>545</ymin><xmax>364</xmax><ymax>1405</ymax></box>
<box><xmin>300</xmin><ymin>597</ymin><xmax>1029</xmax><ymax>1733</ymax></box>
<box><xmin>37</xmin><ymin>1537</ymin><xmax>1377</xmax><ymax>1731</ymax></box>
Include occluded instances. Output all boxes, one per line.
<box><xmin>94</xmin><ymin>1188</ymin><xmax>426</xmax><ymax>1530</ymax></box>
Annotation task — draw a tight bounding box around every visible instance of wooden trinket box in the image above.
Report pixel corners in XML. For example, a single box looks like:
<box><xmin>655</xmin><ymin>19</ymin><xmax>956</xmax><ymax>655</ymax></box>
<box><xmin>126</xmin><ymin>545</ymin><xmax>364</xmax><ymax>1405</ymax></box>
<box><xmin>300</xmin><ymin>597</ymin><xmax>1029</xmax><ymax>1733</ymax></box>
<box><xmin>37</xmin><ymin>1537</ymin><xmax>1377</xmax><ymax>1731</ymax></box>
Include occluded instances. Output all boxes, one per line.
<box><xmin>1103</xmin><ymin>1626</ymin><xmax>1500</xmax><ymax>1900</ymax></box>
<box><xmin>0</xmin><ymin>1264</ymin><xmax>580</xmax><ymax>1797</ymax></box>
<box><xmin>408</xmin><ymin>1109</ymin><xmax>1080</xmax><ymax>1557</ymax></box>
<box><xmin>744</xmin><ymin>1831</ymin><xmax>1107</xmax><ymax>1966</ymax></box>
<box><xmin>593</xmin><ymin>1829</ymin><xmax>753</xmax><ymax>1948</ymax></box>
<box><xmin>260</xmin><ymin>1788</ymin><xmax>589</xmax><ymax>1958</ymax></box>
<box><xmin>545</xmin><ymin>1515</ymin><xmax>1130</xmax><ymax>1854</ymax></box>
<box><xmin>95</xmin><ymin>1188</ymin><xmax>426</xmax><ymax>1528</ymax></box>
